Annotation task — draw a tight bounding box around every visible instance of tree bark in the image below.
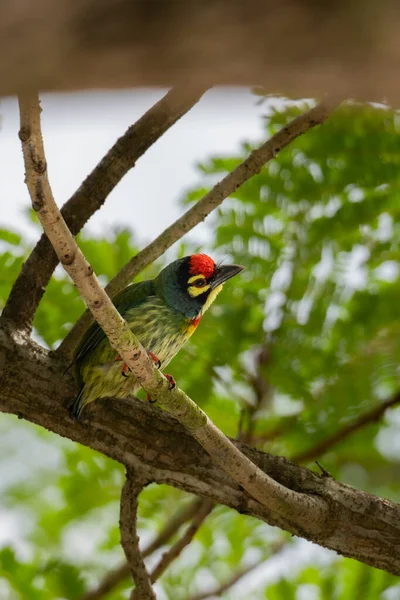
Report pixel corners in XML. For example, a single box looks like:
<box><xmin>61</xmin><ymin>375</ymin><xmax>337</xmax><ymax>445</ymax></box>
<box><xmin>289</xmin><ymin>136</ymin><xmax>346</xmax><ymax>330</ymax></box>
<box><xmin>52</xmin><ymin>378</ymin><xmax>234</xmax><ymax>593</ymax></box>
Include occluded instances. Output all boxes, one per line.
<box><xmin>1</xmin><ymin>329</ymin><xmax>399</xmax><ymax>575</ymax></box>
<box><xmin>1</xmin><ymin>1</ymin><xmax>400</xmax><ymax>103</ymax></box>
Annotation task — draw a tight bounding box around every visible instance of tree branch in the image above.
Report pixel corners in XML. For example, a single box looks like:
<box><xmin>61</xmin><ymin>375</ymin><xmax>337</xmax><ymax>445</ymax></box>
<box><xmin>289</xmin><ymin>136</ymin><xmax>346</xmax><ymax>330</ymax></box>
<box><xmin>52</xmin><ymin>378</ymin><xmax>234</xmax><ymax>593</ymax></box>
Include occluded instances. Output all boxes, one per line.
<box><xmin>17</xmin><ymin>91</ymin><xmax>330</xmax><ymax>536</ymax></box>
<box><xmin>7</xmin><ymin>92</ymin><xmax>400</xmax><ymax>574</ymax></box>
<box><xmin>292</xmin><ymin>392</ymin><xmax>400</xmax><ymax>464</ymax></box>
<box><xmin>0</xmin><ymin>86</ymin><xmax>206</xmax><ymax>334</ymax></box>
<box><xmin>0</xmin><ymin>330</ymin><xmax>399</xmax><ymax>573</ymax></box>
<box><xmin>120</xmin><ymin>472</ymin><xmax>156</xmax><ymax>600</ymax></box>
<box><xmin>82</xmin><ymin>498</ymin><xmax>204</xmax><ymax>600</ymax></box>
<box><xmin>58</xmin><ymin>96</ymin><xmax>341</xmax><ymax>358</ymax></box>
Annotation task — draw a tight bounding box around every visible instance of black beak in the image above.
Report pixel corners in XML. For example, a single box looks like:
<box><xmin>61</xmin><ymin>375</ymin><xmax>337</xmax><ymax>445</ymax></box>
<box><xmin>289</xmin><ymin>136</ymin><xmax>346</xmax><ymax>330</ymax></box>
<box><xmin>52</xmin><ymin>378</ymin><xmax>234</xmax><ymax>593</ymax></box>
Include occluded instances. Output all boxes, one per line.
<box><xmin>211</xmin><ymin>264</ymin><xmax>244</xmax><ymax>289</ymax></box>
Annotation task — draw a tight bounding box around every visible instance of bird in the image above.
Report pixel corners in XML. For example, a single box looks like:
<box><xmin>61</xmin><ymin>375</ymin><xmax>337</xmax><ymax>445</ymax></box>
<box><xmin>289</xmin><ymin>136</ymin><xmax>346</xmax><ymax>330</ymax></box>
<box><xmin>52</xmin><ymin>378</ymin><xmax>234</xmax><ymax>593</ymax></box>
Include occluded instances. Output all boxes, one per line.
<box><xmin>71</xmin><ymin>254</ymin><xmax>244</xmax><ymax>418</ymax></box>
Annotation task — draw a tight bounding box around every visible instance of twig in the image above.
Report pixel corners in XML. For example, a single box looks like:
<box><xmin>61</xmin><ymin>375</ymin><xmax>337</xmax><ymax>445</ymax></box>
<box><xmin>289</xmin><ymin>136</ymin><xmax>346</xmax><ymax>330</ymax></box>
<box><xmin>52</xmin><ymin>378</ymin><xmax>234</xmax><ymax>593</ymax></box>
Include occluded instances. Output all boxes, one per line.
<box><xmin>18</xmin><ymin>91</ymin><xmax>329</xmax><ymax>539</ymax></box>
<box><xmin>82</xmin><ymin>497</ymin><xmax>204</xmax><ymax>600</ymax></box>
<box><xmin>188</xmin><ymin>538</ymin><xmax>286</xmax><ymax>600</ymax></box>
<box><xmin>120</xmin><ymin>472</ymin><xmax>156</xmax><ymax>600</ymax></box>
<box><xmin>131</xmin><ymin>499</ymin><xmax>214</xmax><ymax>599</ymax></box>
<box><xmin>292</xmin><ymin>391</ymin><xmax>400</xmax><ymax>464</ymax></box>
<box><xmin>1</xmin><ymin>86</ymin><xmax>206</xmax><ymax>334</ymax></box>
<box><xmin>58</xmin><ymin>97</ymin><xmax>341</xmax><ymax>358</ymax></box>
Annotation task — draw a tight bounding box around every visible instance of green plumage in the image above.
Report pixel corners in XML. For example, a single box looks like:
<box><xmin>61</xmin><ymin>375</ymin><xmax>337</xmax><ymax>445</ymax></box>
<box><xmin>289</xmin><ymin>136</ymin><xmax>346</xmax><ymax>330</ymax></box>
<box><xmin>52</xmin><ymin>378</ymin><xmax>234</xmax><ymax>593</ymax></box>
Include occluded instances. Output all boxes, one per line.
<box><xmin>72</xmin><ymin>280</ymin><xmax>191</xmax><ymax>417</ymax></box>
<box><xmin>71</xmin><ymin>255</ymin><xmax>243</xmax><ymax>418</ymax></box>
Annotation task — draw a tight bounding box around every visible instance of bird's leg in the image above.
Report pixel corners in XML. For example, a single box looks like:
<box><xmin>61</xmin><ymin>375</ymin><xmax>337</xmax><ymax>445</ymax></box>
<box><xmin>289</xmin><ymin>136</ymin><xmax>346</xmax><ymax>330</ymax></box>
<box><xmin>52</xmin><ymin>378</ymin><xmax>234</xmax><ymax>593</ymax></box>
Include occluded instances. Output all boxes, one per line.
<box><xmin>115</xmin><ymin>355</ymin><xmax>130</xmax><ymax>378</ymax></box>
<box><xmin>145</xmin><ymin>355</ymin><xmax>175</xmax><ymax>402</ymax></box>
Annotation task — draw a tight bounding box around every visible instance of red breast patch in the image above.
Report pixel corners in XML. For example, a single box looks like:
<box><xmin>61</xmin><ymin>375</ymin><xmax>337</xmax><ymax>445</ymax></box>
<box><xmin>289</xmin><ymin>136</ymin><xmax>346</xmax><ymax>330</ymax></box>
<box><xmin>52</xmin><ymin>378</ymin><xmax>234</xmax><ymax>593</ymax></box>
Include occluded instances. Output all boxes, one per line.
<box><xmin>191</xmin><ymin>315</ymin><xmax>202</xmax><ymax>328</ymax></box>
<box><xmin>189</xmin><ymin>254</ymin><xmax>215</xmax><ymax>277</ymax></box>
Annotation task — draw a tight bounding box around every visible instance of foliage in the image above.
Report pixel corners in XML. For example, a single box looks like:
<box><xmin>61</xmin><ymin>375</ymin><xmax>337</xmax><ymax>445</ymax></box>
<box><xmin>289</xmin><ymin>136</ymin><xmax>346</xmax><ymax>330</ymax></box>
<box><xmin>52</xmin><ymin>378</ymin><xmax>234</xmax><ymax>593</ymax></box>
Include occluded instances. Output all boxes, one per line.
<box><xmin>2</xmin><ymin>99</ymin><xmax>400</xmax><ymax>598</ymax></box>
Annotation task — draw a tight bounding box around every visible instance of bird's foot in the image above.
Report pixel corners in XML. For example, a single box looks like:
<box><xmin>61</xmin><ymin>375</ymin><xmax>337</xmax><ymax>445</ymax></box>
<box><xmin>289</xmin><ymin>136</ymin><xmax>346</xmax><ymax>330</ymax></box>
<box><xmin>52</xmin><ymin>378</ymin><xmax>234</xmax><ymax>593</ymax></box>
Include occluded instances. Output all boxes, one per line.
<box><xmin>115</xmin><ymin>355</ymin><xmax>130</xmax><ymax>378</ymax></box>
<box><xmin>115</xmin><ymin>352</ymin><xmax>161</xmax><ymax>380</ymax></box>
<box><xmin>146</xmin><ymin>373</ymin><xmax>176</xmax><ymax>403</ymax></box>
<box><xmin>147</xmin><ymin>351</ymin><xmax>162</xmax><ymax>369</ymax></box>
<box><xmin>164</xmin><ymin>374</ymin><xmax>176</xmax><ymax>390</ymax></box>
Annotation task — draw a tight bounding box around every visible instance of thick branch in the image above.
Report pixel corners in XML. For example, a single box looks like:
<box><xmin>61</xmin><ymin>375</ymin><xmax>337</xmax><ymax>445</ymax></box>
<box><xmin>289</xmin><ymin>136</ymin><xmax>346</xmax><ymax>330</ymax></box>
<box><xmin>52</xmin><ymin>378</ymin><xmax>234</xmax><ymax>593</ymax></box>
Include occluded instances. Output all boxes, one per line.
<box><xmin>0</xmin><ymin>331</ymin><xmax>399</xmax><ymax>573</ymax></box>
<box><xmin>18</xmin><ymin>92</ymin><xmax>330</xmax><ymax>535</ymax></box>
<box><xmin>120</xmin><ymin>473</ymin><xmax>156</xmax><ymax>600</ymax></box>
<box><xmin>59</xmin><ymin>96</ymin><xmax>340</xmax><ymax>358</ymax></box>
<box><xmin>1</xmin><ymin>86</ymin><xmax>205</xmax><ymax>333</ymax></box>
<box><xmin>87</xmin><ymin>379</ymin><xmax>396</xmax><ymax>600</ymax></box>
<box><xmin>82</xmin><ymin>498</ymin><xmax>203</xmax><ymax>600</ymax></box>
<box><xmin>292</xmin><ymin>392</ymin><xmax>400</xmax><ymax>464</ymax></box>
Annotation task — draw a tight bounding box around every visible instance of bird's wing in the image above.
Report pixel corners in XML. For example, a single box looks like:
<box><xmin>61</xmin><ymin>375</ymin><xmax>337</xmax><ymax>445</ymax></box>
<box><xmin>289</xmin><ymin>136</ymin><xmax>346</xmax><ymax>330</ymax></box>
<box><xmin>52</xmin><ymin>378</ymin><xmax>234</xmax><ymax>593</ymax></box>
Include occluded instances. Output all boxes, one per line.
<box><xmin>73</xmin><ymin>279</ymin><xmax>156</xmax><ymax>365</ymax></box>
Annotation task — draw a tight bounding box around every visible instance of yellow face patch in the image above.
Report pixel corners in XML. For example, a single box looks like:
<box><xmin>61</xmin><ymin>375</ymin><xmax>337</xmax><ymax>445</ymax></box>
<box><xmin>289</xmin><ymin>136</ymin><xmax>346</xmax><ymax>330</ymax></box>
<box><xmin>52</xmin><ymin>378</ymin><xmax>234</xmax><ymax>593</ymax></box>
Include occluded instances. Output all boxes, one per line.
<box><xmin>188</xmin><ymin>283</ymin><xmax>211</xmax><ymax>297</ymax></box>
<box><xmin>187</xmin><ymin>273</ymin><xmax>211</xmax><ymax>298</ymax></box>
<box><xmin>201</xmin><ymin>284</ymin><xmax>223</xmax><ymax>314</ymax></box>
<box><xmin>188</xmin><ymin>274</ymin><xmax>205</xmax><ymax>284</ymax></box>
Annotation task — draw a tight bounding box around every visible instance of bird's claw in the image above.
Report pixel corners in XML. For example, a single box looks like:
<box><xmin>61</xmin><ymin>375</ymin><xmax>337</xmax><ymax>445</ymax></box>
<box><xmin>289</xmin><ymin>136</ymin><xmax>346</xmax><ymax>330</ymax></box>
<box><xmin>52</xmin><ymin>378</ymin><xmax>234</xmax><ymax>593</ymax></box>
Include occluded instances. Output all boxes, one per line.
<box><xmin>146</xmin><ymin>374</ymin><xmax>176</xmax><ymax>403</ymax></box>
<box><xmin>146</xmin><ymin>392</ymin><xmax>157</xmax><ymax>404</ymax></box>
<box><xmin>148</xmin><ymin>351</ymin><xmax>162</xmax><ymax>369</ymax></box>
<box><xmin>165</xmin><ymin>374</ymin><xmax>176</xmax><ymax>390</ymax></box>
<box><xmin>115</xmin><ymin>355</ymin><xmax>130</xmax><ymax>377</ymax></box>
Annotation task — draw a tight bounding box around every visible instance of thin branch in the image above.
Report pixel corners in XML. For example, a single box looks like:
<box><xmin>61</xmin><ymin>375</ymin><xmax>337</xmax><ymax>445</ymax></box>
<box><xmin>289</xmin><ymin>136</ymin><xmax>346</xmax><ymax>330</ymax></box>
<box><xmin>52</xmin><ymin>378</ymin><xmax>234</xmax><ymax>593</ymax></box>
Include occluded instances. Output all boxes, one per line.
<box><xmin>82</xmin><ymin>497</ymin><xmax>204</xmax><ymax>600</ymax></box>
<box><xmin>188</xmin><ymin>538</ymin><xmax>286</xmax><ymax>600</ymax></box>
<box><xmin>132</xmin><ymin>499</ymin><xmax>214</xmax><ymax>599</ymax></box>
<box><xmin>292</xmin><ymin>391</ymin><xmax>400</xmax><ymax>464</ymax></box>
<box><xmin>58</xmin><ymin>96</ymin><xmax>341</xmax><ymax>358</ymax></box>
<box><xmin>18</xmin><ymin>91</ymin><xmax>330</xmax><ymax>543</ymax></box>
<box><xmin>120</xmin><ymin>472</ymin><xmax>156</xmax><ymax>600</ymax></box>
<box><xmin>1</xmin><ymin>86</ymin><xmax>206</xmax><ymax>334</ymax></box>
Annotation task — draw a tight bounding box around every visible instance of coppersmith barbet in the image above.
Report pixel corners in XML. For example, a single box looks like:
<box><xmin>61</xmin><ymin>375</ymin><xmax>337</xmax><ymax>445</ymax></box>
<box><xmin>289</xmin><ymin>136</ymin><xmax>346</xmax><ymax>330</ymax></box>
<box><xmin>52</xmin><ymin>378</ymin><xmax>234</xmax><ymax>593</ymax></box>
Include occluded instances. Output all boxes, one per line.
<box><xmin>71</xmin><ymin>254</ymin><xmax>243</xmax><ymax>417</ymax></box>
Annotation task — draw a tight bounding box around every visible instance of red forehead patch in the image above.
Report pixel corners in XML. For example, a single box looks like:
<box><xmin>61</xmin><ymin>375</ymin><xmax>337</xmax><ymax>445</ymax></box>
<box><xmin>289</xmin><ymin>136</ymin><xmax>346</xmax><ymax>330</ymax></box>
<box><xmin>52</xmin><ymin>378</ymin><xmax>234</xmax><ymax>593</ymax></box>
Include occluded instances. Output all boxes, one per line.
<box><xmin>189</xmin><ymin>254</ymin><xmax>215</xmax><ymax>277</ymax></box>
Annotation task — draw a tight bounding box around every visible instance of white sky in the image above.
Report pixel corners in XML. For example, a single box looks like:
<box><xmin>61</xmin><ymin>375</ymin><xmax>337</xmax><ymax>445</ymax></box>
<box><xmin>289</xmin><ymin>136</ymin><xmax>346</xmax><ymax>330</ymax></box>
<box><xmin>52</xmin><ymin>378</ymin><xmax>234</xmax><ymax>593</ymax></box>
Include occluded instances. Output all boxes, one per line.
<box><xmin>0</xmin><ymin>87</ymin><xmax>265</xmax><ymax>248</ymax></box>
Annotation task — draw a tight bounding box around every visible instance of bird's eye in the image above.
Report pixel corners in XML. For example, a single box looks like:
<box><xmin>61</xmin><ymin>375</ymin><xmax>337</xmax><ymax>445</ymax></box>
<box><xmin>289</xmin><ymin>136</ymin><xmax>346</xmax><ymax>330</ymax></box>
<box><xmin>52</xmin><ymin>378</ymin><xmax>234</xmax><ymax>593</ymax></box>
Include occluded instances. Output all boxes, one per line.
<box><xmin>193</xmin><ymin>279</ymin><xmax>206</xmax><ymax>287</ymax></box>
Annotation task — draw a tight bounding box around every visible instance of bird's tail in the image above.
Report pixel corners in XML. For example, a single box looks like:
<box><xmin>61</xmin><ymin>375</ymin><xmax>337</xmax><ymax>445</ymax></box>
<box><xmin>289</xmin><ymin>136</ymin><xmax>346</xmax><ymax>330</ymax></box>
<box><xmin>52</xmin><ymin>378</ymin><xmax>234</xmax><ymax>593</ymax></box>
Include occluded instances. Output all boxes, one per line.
<box><xmin>69</xmin><ymin>386</ymin><xmax>86</xmax><ymax>419</ymax></box>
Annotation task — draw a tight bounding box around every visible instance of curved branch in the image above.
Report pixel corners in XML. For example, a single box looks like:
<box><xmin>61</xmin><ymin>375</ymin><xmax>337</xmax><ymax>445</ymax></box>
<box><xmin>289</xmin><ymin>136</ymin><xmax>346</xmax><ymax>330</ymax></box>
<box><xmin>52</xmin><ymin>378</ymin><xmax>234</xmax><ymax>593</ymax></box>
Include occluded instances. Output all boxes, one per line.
<box><xmin>120</xmin><ymin>472</ymin><xmax>156</xmax><ymax>600</ymax></box>
<box><xmin>0</xmin><ymin>86</ymin><xmax>206</xmax><ymax>333</ymax></box>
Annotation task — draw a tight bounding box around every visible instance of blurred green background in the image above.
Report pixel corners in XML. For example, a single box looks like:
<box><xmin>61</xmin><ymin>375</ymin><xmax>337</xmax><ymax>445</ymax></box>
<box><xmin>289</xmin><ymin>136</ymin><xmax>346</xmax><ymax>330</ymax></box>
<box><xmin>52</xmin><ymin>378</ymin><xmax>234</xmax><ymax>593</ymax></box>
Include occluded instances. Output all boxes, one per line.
<box><xmin>1</xmin><ymin>99</ymin><xmax>400</xmax><ymax>599</ymax></box>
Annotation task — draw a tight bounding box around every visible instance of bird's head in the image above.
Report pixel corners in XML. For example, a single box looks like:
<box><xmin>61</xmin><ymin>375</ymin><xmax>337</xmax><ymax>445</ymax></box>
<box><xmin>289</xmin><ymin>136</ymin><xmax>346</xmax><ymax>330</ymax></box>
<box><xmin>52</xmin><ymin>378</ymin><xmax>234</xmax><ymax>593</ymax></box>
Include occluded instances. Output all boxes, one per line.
<box><xmin>155</xmin><ymin>254</ymin><xmax>244</xmax><ymax>319</ymax></box>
